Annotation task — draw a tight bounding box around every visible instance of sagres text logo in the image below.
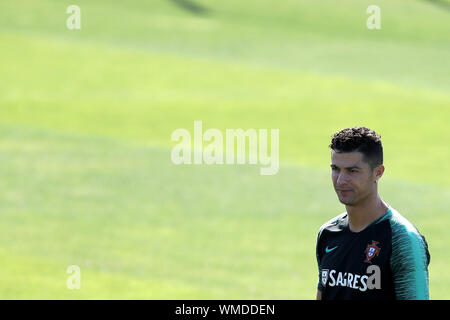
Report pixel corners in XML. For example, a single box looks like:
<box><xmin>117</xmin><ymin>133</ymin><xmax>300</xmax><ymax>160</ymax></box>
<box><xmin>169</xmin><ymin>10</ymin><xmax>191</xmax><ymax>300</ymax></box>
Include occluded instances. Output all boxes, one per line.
<box><xmin>321</xmin><ymin>265</ymin><xmax>381</xmax><ymax>292</ymax></box>
<box><xmin>171</xmin><ymin>121</ymin><xmax>279</xmax><ymax>175</ymax></box>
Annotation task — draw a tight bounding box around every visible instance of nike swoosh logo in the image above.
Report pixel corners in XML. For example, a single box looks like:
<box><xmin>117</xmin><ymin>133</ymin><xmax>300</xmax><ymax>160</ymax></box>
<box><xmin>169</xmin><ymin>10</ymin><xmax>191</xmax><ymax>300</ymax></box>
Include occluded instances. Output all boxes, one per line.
<box><xmin>325</xmin><ymin>246</ymin><xmax>338</xmax><ymax>253</ymax></box>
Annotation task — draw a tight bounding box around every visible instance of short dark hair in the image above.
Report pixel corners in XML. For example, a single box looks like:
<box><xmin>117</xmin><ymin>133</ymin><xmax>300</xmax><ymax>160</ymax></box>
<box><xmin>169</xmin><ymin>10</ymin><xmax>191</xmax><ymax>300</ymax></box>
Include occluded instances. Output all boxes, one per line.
<box><xmin>329</xmin><ymin>127</ymin><xmax>383</xmax><ymax>169</ymax></box>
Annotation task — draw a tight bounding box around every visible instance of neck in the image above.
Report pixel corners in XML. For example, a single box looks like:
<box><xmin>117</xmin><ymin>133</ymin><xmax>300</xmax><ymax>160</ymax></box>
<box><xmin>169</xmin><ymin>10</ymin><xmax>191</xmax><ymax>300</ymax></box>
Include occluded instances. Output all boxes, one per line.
<box><xmin>346</xmin><ymin>193</ymin><xmax>389</xmax><ymax>233</ymax></box>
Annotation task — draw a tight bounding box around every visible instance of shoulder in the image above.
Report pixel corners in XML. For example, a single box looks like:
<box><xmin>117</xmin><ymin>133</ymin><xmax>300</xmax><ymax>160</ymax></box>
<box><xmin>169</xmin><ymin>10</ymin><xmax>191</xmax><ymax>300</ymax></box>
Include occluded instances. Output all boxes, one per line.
<box><xmin>317</xmin><ymin>212</ymin><xmax>347</xmax><ymax>239</ymax></box>
<box><xmin>387</xmin><ymin>208</ymin><xmax>430</xmax><ymax>266</ymax></box>
<box><xmin>316</xmin><ymin>212</ymin><xmax>347</xmax><ymax>262</ymax></box>
<box><xmin>388</xmin><ymin>209</ymin><xmax>427</xmax><ymax>246</ymax></box>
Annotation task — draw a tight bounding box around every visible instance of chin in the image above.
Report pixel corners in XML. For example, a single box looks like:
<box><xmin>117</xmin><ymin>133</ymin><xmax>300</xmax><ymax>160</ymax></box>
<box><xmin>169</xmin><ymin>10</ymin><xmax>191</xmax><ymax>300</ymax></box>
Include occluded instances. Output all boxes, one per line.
<box><xmin>338</xmin><ymin>197</ymin><xmax>356</xmax><ymax>206</ymax></box>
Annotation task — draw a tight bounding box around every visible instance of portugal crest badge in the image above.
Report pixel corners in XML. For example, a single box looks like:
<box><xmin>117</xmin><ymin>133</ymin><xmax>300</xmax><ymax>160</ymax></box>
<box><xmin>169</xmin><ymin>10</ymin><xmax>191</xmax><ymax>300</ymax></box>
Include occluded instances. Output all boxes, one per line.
<box><xmin>364</xmin><ymin>241</ymin><xmax>381</xmax><ymax>263</ymax></box>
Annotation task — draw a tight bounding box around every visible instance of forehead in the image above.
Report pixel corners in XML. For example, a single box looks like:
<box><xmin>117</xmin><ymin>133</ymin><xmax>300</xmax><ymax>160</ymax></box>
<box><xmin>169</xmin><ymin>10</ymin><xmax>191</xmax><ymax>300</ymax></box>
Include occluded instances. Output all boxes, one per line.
<box><xmin>331</xmin><ymin>150</ymin><xmax>367</xmax><ymax>167</ymax></box>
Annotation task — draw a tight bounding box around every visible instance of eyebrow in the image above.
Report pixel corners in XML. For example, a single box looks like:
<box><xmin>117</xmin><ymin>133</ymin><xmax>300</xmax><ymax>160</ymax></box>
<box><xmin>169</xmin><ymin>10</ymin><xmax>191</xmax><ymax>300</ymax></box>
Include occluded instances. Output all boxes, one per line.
<box><xmin>330</xmin><ymin>164</ymin><xmax>362</xmax><ymax>170</ymax></box>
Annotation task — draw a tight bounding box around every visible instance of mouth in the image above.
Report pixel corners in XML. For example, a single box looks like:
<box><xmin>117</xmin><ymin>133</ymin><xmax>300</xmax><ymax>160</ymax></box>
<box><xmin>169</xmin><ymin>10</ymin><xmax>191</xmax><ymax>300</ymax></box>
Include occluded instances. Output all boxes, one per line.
<box><xmin>336</xmin><ymin>189</ymin><xmax>353</xmax><ymax>195</ymax></box>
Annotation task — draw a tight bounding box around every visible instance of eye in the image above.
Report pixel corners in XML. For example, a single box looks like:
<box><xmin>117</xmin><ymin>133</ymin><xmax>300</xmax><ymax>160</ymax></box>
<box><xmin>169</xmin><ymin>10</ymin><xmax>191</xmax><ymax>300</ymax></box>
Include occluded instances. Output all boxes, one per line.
<box><xmin>350</xmin><ymin>169</ymin><xmax>358</xmax><ymax>173</ymax></box>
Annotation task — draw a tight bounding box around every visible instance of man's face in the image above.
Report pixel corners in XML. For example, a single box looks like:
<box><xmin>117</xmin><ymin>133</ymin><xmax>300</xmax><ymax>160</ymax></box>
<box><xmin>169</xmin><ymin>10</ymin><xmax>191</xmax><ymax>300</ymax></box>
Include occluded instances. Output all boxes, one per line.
<box><xmin>331</xmin><ymin>150</ymin><xmax>381</xmax><ymax>206</ymax></box>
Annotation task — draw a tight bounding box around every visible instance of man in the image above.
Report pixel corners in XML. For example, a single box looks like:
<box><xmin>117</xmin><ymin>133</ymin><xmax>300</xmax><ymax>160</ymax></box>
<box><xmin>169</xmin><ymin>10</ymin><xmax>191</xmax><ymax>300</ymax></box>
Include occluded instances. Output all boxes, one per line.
<box><xmin>316</xmin><ymin>127</ymin><xmax>430</xmax><ymax>300</ymax></box>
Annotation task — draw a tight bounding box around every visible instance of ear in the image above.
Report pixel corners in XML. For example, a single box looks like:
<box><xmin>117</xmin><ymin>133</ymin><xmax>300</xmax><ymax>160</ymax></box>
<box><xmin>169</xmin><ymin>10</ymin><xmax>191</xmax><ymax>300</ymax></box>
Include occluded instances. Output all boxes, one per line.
<box><xmin>374</xmin><ymin>165</ymin><xmax>385</xmax><ymax>182</ymax></box>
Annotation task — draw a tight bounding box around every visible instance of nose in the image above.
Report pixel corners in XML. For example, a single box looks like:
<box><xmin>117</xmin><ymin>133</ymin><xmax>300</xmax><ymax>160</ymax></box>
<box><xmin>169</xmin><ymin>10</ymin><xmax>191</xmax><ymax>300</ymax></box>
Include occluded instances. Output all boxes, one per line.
<box><xmin>336</xmin><ymin>172</ymin><xmax>349</xmax><ymax>186</ymax></box>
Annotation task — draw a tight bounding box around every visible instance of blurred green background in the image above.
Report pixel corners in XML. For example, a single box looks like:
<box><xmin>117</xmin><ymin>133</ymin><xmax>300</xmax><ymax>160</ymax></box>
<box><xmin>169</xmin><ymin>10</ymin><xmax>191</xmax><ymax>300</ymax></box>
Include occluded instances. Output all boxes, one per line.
<box><xmin>0</xmin><ymin>0</ymin><xmax>449</xmax><ymax>299</ymax></box>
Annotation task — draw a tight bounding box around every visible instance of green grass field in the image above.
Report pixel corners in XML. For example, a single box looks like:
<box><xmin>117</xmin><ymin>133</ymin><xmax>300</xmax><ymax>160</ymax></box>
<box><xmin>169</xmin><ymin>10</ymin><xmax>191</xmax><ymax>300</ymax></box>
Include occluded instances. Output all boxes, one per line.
<box><xmin>0</xmin><ymin>0</ymin><xmax>449</xmax><ymax>299</ymax></box>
